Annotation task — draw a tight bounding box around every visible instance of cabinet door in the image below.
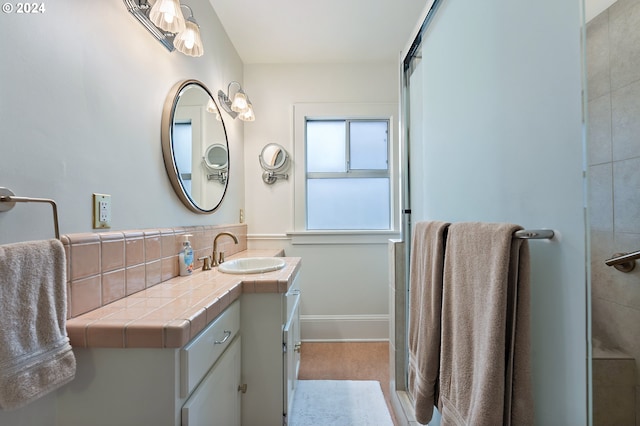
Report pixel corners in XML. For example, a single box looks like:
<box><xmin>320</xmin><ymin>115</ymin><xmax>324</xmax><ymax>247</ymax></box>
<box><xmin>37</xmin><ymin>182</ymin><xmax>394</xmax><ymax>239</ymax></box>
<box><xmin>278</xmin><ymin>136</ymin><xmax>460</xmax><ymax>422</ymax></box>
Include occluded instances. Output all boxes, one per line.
<box><xmin>283</xmin><ymin>292</ymin><xmax>300</xmax><ymax>419</ymax></box>
<box><xmin>182</xmin><ymin>337</ymin><xmax>241</xmax><ymax>426</ymax></box>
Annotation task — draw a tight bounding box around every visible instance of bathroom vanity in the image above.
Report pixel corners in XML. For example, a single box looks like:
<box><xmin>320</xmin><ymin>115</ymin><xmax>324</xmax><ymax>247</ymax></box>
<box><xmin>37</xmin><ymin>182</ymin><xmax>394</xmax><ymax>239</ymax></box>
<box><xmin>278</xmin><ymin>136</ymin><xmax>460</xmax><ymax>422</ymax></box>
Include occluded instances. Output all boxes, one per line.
<box><xmin>241</xmin><ymin>273</ymin><xmax>301</xmax><ymax>426</ymax></box>
<box><xmin>57</xmin><ymin>253</ymin><xmax>301</xmax><ymax>426</ymax></box>
<box><xmin>58</xmin><ymin>301</ymin><xmax>242</xmax><ymax>426</ymax></box>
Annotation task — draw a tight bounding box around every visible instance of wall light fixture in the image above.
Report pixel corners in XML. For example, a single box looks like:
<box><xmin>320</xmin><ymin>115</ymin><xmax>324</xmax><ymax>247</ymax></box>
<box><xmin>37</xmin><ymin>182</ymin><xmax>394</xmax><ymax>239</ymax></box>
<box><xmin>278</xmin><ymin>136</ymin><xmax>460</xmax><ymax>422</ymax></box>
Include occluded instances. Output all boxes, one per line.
<box><xmin>124</xmin><ymin>0</ymin><xmax>204</xmax><ymax>57</ymax></box>
<box><xmin>149</xmin><ymin>0</ymin><xmax>184</xmax><ymax>33</ymax></box>
<box><xmin>173</xmin><ymin>5</ymin><xmax>203</xmax><ymax>57</ymax></box>
<box><xmin>218</xmin><ymin>81</ymin><xmax>256</xmax><ymax>122</ymax></box>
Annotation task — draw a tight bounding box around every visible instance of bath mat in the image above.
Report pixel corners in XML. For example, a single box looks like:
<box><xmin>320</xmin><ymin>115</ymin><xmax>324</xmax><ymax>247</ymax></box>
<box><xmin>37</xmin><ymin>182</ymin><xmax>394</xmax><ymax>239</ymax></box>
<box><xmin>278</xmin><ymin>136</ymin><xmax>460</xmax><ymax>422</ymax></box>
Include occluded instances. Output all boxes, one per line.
<box><xmin>289</xmin><ymin>380</ymin><xmax>394</xmax><ymax>426</ymax></box>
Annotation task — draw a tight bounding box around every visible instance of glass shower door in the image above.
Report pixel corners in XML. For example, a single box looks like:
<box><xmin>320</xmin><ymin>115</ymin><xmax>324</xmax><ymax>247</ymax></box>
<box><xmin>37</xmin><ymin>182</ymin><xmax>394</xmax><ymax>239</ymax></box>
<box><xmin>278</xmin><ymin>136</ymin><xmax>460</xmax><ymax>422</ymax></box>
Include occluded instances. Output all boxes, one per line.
<box><xmin>398</xmin><ymin>0</ymin><xmax>589</xmax><ymax>424</ymax></box>
<box><xmin>586</xmin><ymin>2</ymin><xmax>640</xmax><ymax>422</ymax></box>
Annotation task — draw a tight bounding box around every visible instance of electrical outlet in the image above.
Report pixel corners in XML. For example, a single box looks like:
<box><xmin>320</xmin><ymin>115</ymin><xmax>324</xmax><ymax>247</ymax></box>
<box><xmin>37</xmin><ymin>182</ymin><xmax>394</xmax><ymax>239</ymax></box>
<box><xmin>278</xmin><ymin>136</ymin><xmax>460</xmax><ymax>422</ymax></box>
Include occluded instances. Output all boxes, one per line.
<box><xmin>93</xmin><ymin>193</ymin><xmax>111</xmax><ymax>229</ymax></box>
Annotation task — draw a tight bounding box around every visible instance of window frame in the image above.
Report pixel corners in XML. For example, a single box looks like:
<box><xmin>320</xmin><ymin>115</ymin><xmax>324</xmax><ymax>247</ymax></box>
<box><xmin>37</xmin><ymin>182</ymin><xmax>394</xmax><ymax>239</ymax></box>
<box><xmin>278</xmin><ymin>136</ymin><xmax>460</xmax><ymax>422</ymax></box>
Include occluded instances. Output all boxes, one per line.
<box><xmin>291</xmin><ymin>103</ymin><xmax>400</xmax><ymax>242</ymax></box>
<box><xmin>305</xmin><ymin>118</ymin><xmax>391</xmax><ymax>231</ymax></box>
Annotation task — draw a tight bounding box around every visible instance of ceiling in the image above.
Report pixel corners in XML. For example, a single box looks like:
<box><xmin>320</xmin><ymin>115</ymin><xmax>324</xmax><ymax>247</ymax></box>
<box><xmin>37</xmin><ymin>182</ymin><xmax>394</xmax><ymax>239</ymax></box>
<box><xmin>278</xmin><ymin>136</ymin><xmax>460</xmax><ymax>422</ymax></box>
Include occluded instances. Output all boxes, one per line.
<box><xmin>207</xmin><ymin>0</ymin><xmax>428</xmax><ymax>64</ymax></box>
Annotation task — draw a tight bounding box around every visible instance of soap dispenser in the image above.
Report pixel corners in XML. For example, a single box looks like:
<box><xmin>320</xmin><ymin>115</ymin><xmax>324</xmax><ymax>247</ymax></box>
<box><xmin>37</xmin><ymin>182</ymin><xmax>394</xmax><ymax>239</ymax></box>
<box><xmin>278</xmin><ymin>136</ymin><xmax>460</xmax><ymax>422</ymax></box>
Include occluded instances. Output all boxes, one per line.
<box><xmin>179</xmin><ymin>234</ymin><xmax>194</xmax><ymax>276</ymax></box>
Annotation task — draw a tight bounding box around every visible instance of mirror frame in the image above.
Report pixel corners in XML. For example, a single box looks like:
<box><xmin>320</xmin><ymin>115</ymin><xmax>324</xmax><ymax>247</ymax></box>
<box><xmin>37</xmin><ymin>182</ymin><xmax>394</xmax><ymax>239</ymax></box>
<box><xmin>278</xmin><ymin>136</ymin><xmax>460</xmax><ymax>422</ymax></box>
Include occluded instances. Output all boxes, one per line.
<box><xmin>259</xmin><ymin>143</ymin><xmax>289</xmax><ymax>172</ymax></box>
<box><xmin>259</xmin><ymin>143</ymin><xmax>290</xmax><ymax>185</ymax></box>
<box><xmin>161</xmin><ymin>79</ymin><xmax>230</xmax><ymax>214</ymax></box>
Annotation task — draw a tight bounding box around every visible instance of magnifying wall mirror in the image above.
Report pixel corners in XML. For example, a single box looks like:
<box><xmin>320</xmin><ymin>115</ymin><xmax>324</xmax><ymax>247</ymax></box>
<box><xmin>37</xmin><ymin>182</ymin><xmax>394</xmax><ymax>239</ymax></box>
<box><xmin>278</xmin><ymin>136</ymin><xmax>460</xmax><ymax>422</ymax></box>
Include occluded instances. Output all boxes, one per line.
<box><xmin>203</xmin><ymin>143</ymin><xmax>228</xmax><ymax>185</ymax></box>
<box><xmin>259</xmin><ymin>143</ymin><xmax>289</xmax><ymax>184</ymax></box>
<box><xmin>161</xmin><ymin>79</ymin><xmax>229</xmax><ymax>213</ymax></box>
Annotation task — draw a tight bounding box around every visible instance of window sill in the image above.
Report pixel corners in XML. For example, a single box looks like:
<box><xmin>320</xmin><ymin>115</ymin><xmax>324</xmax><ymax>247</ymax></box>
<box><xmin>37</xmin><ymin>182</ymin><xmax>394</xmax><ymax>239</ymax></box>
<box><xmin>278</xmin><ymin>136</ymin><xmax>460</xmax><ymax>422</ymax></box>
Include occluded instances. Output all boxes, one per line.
<box><xmin>287</xmin><ymin>230</ymin><xmax>401</xmax><ymax>245</ymax></box>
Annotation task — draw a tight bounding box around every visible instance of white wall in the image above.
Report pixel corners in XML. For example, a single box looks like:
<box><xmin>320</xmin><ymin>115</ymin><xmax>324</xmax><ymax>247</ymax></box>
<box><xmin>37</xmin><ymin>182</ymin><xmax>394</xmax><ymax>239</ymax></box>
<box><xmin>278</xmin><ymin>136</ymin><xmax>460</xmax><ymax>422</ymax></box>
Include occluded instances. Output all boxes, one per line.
<box><xmin>243</xmin><ymin>63</ymin><xmax>401</xmax><ymax>340</ymax></box>
<box><xmin>243</xmin><ymin>63</ymin><xmax>399</xmax><ymax>235</ymax></box>
<box><xmin>0</xmin><ymin>0</ymin><xmax>243</xmax><ymax>423</ymax></box>
<box><xmin>586</xmin><ymin>0</ymin><xmax>618</xmax><ymax>21</ymax></box>
<box><xmin>0</xmin><ymin>0</ymin><xmax>245</xmax><ymax>246</ymax></box>
<box><xmin>406</xmin><ymin>0</ymin><xmax>587</xmax><ymax>423</ymax></box>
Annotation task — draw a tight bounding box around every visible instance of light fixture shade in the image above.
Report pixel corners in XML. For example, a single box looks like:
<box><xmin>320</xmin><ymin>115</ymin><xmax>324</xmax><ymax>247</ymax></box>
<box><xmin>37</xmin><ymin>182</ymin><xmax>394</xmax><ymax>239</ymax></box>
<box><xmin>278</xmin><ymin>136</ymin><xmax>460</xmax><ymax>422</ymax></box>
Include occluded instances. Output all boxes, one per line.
<box><xmin>149</xmin><ymin>0</ymin><xmax>185</xmax><ymax>33</ymax></box>
<box><xmin>174</xmin><ymin>19</ymin><xmax>203</xmax><ymax>57</ymax></box>
<box><xmin>230</xmin><ymin>90</ymin><xmax>248</xmax><ymax>113</ymax></box>
<box><xmin>238</xmin><ymin>107</ymin><xmax>256</xmax><ymax>121</ymax></box>
<box><xmin>206</xmin><ymin>98</ymin><xmax>217</xmax><ymax>113</ymax></box>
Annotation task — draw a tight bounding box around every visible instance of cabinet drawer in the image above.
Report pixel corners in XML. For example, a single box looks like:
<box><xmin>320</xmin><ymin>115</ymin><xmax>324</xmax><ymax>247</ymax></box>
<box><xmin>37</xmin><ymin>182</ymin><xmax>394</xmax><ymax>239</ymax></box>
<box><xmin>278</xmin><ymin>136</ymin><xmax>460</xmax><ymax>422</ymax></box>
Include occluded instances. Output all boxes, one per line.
<box><xmin>180</xmin><ymin>300</ymin><xmax>240</xmax><ymax>397</ymax></box>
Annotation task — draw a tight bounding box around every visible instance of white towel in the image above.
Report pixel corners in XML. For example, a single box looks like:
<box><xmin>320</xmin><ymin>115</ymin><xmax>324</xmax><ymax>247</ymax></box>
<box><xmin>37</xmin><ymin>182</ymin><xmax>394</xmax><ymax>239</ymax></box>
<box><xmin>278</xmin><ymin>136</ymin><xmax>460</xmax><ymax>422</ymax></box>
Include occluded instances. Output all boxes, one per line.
<box><xmin>0</xmin><ymin>239</ymin><xmax>76</xmax><ymax>410</ymax></box>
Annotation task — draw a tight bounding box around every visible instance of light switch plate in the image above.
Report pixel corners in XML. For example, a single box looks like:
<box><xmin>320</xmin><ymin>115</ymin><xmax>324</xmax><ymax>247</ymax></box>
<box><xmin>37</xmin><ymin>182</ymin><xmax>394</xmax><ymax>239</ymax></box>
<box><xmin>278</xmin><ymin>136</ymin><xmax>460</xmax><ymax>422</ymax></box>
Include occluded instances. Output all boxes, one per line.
<box><xmin>93</xmin><ymin>193</ymin><xmax>111</xmax><ymax>229</ymax></box>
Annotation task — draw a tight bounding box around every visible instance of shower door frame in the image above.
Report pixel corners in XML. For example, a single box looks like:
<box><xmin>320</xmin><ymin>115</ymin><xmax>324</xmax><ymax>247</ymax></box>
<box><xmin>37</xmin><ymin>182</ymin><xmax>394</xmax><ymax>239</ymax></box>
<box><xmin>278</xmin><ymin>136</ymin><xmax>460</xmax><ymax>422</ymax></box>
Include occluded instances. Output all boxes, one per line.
<box><xmin>391</xmin><ymin>1</ymin><xmax>444</xmax><ymax>422</ymax></box>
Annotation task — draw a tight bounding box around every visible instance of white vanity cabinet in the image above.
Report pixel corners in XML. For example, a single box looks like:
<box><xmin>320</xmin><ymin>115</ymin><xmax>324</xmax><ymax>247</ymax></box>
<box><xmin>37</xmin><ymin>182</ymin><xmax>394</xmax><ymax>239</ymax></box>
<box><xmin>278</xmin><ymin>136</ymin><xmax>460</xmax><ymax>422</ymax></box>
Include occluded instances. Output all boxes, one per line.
<box><xmin>182</xmin><ymin>336</ymin><xmax>241</xmax><ymax>426</ymax></box>
<box><xmin>241</xmin><ymin>274</ymin><xmax>301</xmax><ymax>426</ymax></box>
<box><xmin>56</xmin><ymin>301</ymin><xmax>241</xmax><ymax>426</ymax></box>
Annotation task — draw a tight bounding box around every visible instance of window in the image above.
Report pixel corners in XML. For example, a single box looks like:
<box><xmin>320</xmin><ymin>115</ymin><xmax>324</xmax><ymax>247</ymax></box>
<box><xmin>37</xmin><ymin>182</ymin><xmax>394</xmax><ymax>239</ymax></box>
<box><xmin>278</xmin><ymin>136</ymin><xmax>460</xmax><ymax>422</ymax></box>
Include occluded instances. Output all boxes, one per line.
<box><xmin>173</xmin><ymin>121</ymin><xmax>193</xmax><ymax>193</ymax></box>
<box><xmin>305</xmin><ymin>119</ymin><xmax>390</xmax><ymax>230</ymax></box>
<box><xmin>292</xmin><ymin>103</ymin><xmax>399</xmax><ymax>238</ymax></box>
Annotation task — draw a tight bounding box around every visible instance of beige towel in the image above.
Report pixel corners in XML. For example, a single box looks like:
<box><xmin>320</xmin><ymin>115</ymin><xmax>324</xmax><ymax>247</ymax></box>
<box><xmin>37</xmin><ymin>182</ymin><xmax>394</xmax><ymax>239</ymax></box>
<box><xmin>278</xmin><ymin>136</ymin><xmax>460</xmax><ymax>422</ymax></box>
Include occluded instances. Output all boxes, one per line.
<box><xmin>438</xmin><ymin>222</ymin><xmax>533</xmax><ymax>426</ymax></box>
<box><xmin>0</xmin><ymin>239</ymin><xmax>76</xmax><ymax>410</ymax></box>
<box><xmin>408</xmin><ymin>221</ymin><xmax>450</xmax><ymax>424</ymax></box>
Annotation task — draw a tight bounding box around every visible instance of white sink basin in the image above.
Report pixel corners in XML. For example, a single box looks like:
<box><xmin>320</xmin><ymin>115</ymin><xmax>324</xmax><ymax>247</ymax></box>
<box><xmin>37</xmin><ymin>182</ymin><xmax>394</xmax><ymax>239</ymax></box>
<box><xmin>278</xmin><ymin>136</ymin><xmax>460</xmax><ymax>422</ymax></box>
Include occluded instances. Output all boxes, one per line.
<box><xmin>217</xmin><ymin>257</ymin><xmax>286</xmax><ymax>274</ymax></box>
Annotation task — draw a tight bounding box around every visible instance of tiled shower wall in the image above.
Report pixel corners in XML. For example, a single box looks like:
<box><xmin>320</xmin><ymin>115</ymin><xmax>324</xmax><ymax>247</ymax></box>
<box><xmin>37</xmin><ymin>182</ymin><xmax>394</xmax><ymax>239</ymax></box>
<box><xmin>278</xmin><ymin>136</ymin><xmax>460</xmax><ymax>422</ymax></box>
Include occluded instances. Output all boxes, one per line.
<box><xmin>587</xmin><ymin>0</ymin><xmax>640</xmax><ymax>421</ymax></box>
<box><xmin>61</xmin><ymin>223</ymin><xmax>247</xmax><ymax>319</ymax></box>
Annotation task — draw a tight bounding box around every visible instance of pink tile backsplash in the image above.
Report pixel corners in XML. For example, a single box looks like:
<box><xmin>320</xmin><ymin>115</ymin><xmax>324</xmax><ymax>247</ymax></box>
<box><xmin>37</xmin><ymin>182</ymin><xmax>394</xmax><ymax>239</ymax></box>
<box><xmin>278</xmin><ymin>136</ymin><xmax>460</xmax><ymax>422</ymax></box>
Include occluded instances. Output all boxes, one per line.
<box><xmin>161</xmin><ymin>256</ymin><xmax>177</xmax><ymax>282</ymax></box>
<box><xmin>125</xmin><ymin>264</ymin><xmax>146</xmax><ymax>296</ymax></box>
<box><xmin>99</xmin><ymin>232</ymin><xmax>125</xmax><ymax>272</ymax></box>
<box><xmin>69</xmin><ymin>275</ymin><xmax>102</xmax><ymax>317</ymax></box>
<box><xmin>160</xmin><ymin>228</ymin><xmax>177</xmax><ymax>258</ymax></box>
<box><xmin>144</xmin><ymin>230</ymin><xmax>161</xmax><ymax>261</ymax></box>
<box><xmin>124</xmin><ymin>232</ymin><xmax>144</xmax><ymax>267</ymax></box>
<box><xmin>67</xmin><ymin>234</ymin><xmax>101</xmax><ymax>281</ymax></box>
<box><xmin>145</xmin><ymin>260</ymin><xmax>162</xmax><ymax>288</ymax></box>
<box><xmin>63</xmin><ymin>224</ymin><xmax>247</xmax><ymax>318</ymax></box>
<box><xmin>102</xmin><ymin>269</ymin><xmax>126</xmax><ymax>304</ymax></box>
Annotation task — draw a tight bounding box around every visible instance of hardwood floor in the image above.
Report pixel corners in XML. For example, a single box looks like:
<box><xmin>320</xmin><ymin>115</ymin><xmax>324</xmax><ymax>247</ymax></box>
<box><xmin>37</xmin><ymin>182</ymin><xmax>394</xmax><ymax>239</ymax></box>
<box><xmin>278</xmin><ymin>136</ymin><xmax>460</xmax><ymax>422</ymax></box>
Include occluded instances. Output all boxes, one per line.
<box><xmin>298</xmin><ymin>341</ymin><xmax>397</xmax><ymax>425</ymax></box>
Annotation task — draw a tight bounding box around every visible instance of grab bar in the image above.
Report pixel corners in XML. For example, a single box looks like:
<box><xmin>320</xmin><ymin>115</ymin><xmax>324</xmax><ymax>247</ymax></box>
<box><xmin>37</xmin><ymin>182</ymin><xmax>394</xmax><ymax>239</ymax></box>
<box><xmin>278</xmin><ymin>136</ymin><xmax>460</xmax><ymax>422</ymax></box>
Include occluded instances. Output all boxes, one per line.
<box><xmin>514</xmin><ymin>229</ymin><xmax>554</xmax><ymax>240</ymax></box>
<box><xmin>605</xmin><ymin>250</ymin><xmax>640</xmax><ymax>273</ymax></box>
<box><xmin>0</xmin><ymin>187</ymin><xmax>60</xmax><ymax>240</ymax></box>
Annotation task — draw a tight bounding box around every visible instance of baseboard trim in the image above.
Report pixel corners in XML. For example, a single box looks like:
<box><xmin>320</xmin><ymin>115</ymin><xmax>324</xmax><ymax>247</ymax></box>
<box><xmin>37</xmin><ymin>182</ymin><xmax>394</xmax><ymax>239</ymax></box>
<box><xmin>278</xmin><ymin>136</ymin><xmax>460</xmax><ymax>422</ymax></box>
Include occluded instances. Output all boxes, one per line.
<box><xmin>300</xmin><ymin>314</ymin><xmax>389</xmax><ymax>341</ymax></box>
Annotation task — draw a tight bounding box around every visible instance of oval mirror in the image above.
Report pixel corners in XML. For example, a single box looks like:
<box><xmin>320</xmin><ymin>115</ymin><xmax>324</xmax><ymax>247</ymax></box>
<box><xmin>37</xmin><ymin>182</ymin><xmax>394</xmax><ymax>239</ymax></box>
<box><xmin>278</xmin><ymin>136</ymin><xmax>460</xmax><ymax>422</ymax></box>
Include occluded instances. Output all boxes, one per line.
<box><xmin>259</xmin><ymin>143</ymin><xmax>289</xmax><ymax>172</ymax></box>
<box><xmin>161</xmin><ymin>80</ymin><xmax>229</xmax><ymax>213</ymax></box>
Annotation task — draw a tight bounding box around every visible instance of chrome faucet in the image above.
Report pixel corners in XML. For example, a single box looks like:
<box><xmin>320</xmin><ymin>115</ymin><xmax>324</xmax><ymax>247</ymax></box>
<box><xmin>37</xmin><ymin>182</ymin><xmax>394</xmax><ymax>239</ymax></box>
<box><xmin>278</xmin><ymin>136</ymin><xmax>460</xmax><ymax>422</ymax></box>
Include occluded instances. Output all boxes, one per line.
<box><xmin>212</xmin><ymin>232</ymin><xmax>239</xmax><ymax>266</ymax></box>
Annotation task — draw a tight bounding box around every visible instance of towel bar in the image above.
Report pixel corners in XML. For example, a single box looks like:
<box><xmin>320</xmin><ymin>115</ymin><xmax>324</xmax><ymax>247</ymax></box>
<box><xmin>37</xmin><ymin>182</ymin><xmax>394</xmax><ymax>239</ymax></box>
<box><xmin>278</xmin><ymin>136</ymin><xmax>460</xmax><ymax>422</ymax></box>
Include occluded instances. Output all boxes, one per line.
<box><xmin>0</xmin><ymin>187</ymin><xmax>60</xmax><ymax>240</ymax></box>
<box><xmin>605</xmin><ymin>250</ymin><xmax>640</xmax><ymax>273</ymax></box>
<box><xmin>513</xmin><ymin>229</ymin><xmax>554</xmax><ymax>240</ymax></box>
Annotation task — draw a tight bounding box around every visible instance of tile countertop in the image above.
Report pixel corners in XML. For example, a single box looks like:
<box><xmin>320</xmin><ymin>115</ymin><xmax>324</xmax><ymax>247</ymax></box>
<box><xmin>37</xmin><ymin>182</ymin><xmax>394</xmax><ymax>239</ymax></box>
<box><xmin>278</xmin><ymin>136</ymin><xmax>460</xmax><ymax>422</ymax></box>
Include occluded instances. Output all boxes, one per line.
<box><xmin>66</xmin><ymin>250</ymin><xmax>301</xmax><ymax>349</ymax></box>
